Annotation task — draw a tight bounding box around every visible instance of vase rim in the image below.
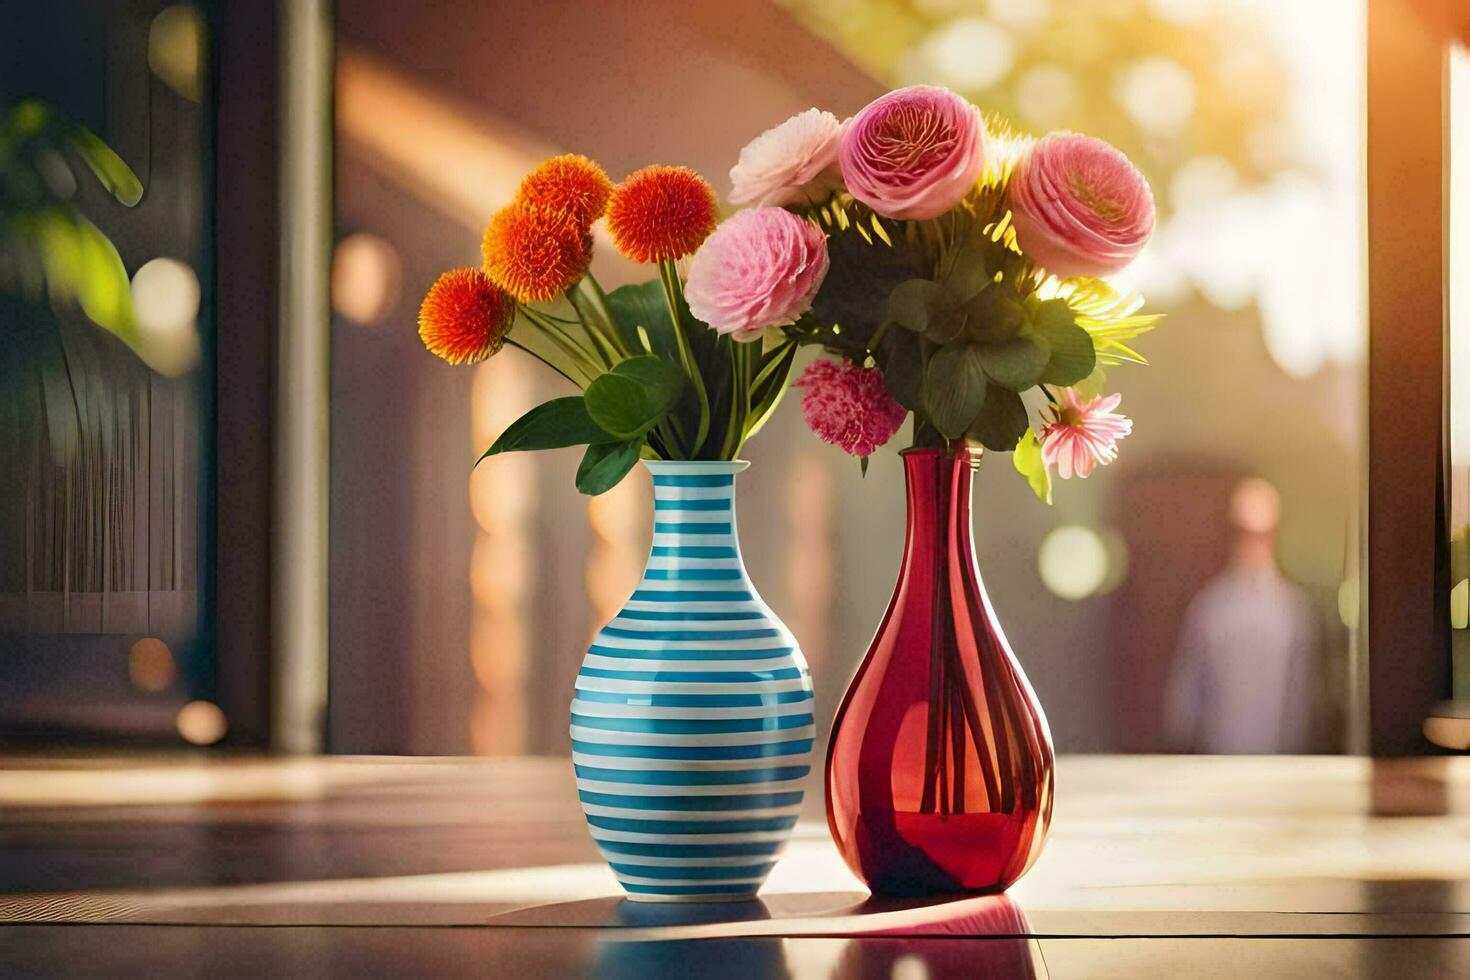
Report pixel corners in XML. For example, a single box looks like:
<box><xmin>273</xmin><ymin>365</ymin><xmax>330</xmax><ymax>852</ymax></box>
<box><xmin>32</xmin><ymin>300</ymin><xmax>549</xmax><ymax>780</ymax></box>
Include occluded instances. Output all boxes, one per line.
<box><xmin>642</xmin><ymin>459</ymin><xmax>751</xmax><ymax>474</ymax></box>
<box><xmin>899</xmin><ymin>446</ymin><xmax>985</xmax><ymax>464</ymax></box>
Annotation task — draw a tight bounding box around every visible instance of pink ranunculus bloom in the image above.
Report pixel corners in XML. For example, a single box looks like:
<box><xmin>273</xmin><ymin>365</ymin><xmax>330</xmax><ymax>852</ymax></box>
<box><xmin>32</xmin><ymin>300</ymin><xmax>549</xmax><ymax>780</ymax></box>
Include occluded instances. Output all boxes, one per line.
<box><xmin>729</xmin><ymin>108</ymin><xmax>845</xmax><ymax>208</ymax></box>
<box><xmin>797</xmin><ymin>358</ymin><xmax>908</xmax><ymax>458</ymax></box>
<box><xmin>1039</xmin><ymin>387</ymin><xmax>1132</xmax><ymax>479</ymax></box>
<box><xmin>1008</xmin><ymin>132</ymin><xmax>1155</xmax><ymax>279</ymax></box>
<box><xmin>837</xmin><ymin>85</ymin><xmax>986</xmax><ymax>221</ymax></box>
<box><xmin>684</xmin><ymin>207</ymin><xmax>829</xmax><ymax>342</ymax></box>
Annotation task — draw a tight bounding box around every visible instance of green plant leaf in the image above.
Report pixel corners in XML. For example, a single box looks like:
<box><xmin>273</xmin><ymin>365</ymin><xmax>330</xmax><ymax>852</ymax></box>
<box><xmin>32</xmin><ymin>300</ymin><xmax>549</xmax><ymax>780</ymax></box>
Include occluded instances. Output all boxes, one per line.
<box><xmin>1032</xmin><ymin>298</ymin><xmax>1095</xmax><ymax>386</ymax></box>
<box><xmin>1012</xmin><ymin>427</ymin><xmax>1052</xmax><ymax>504</ymax></box>
<box><xmin>605</xmin><ymin>281</ymin><xmax>676</xmax><ymax>358</ymax></box>
<box><xmin>939</xmin><ymin>243</ymin><xmax>991</xmax><ymax>302</ymax></box>
<box><xmin>72</xmin><ymin>217</ymin><xmax>136</xmax><ymax>338</ymax></box>
<box><xmin>584</xmin><ymin>354</ymin><xmax>686</xmax><ymax>439</ymax></box>
<box><xmin>922</xmin><ymin>343</ymin><xmax>988</xmax><ymax>439</ymax></box>
<box><xmin>962</xmin><ymin>286</ymin><xmax>1025</xmax><ymax>343</ymax></box>
<box><xmin>977</xmin><ymin>335</ymin><xmax>1048</xmax><ymax>391</ymax></box>
<box><xmin>65</xmin><ymin>124</ymin><xmax>144</xmax><ymax>206</ymax></box>
<box><xmin>477</xmin><ymin>396</ymin><xmax>616</xmax><ymax>463</ymax></box>
<box><xmin>878</xmin><ymin>333</ymin><xmax>925</xmax><ymax>411</ymax></box>
<box><xmin>966</xmin><ymin>384</ymin><xmax>1029</xmax><ymax>451</ymax></box>
<box><xmin>808</xmin><ymin>206</ymin><xmax>928</xmax><ymax>349</ymax></box>
<box><xmin>887</xmin><ymin>278</ymin><xmax>962</xmax><ymax>342</ymax></box>
<box><xmin>576</xmin><ymin>439</ymin><xmax>642</xmax><ymax>495</ymax></box>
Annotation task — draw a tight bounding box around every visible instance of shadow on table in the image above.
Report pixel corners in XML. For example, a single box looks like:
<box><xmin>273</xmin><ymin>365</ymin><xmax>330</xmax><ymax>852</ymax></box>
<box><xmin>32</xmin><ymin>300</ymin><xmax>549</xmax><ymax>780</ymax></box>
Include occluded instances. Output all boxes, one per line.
<box><xmin>583</xmin><ymin>893</ymin><xmax>1045</xmax><ymax>979</ymax></box>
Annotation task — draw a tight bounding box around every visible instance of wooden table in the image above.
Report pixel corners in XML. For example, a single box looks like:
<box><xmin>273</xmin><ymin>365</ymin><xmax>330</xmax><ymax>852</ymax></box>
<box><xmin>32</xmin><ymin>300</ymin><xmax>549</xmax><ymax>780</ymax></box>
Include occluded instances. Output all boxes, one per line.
<box><xmin>2</xmin><ymin>755</ymin><xmax>1468</xmax><ymax>977</ymax></box>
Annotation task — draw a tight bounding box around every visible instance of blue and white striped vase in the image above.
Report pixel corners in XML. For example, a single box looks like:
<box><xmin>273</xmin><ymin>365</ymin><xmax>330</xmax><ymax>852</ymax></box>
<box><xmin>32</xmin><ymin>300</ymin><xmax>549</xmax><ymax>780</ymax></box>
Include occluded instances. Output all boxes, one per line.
<box><xmin>571</xmin><ymin>459</ymin><xmax>815</xmax><ymax>902</ymax></box>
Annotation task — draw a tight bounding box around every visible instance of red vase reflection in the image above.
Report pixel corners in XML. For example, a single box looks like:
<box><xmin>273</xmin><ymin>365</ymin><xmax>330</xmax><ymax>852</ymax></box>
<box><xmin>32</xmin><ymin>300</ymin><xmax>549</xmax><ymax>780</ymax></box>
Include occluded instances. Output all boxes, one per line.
<box><xmin>826</xmin><ymin>447</ymin><xmax>1054</xmax><ymax>896</ymax></box>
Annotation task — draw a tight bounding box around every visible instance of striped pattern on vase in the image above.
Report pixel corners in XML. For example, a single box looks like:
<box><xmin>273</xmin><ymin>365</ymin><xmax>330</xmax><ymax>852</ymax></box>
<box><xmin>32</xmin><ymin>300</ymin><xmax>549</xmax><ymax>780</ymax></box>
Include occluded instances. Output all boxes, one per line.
<box><xmin>572</xmin><ymin>460</ymin><xmax>814</xmax><ymax>902</ymax></box>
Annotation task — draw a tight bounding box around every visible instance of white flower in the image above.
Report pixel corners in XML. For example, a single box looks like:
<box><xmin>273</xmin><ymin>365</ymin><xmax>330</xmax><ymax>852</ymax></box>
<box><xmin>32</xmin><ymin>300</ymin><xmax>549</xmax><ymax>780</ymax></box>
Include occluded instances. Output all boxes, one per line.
<box><xmin>728</xmin><ymin>108</ymin><xmax>844</xmax><ymax>208</ymax></box>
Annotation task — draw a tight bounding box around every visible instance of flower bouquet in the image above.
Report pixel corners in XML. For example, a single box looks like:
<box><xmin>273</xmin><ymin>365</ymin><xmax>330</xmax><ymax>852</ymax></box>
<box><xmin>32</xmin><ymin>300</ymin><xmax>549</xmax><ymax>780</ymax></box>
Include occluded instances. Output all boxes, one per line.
<box><xmin>418</xmin><ymin>157</ymin><xmax>825</xmax><ymax>491</ymax></box>
<box><xmin>416</xmin><ymin>80</ymin><xmax>1159</xmax><ymax>900</ymax></box>
<box><xmin>417</xmin><ymin>157</ymin><xmax>827</xmax><ymax>902</ymax></box>
<box><xmin>709</xmin><ymin>85</ymin><xmax>1160</xmax><ymax>896</ymax></box>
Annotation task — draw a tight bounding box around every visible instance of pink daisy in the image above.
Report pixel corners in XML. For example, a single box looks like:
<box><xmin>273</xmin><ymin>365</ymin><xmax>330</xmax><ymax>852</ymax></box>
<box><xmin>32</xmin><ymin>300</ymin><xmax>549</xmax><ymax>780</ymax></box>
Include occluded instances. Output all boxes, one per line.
<box><xmin>798</xmin><ymin>359</ymin><xmax>908</xmax><ymax>458</ymax></box>
<box><xmin>1039</xmin><ymin>388</ymin><xmax>1132</xmax><ymax>479</ymax></box>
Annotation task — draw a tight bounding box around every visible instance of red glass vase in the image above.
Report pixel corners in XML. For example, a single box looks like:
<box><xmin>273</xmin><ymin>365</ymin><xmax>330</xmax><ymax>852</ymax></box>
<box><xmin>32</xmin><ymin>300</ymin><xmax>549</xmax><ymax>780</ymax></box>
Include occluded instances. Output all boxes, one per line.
<box><xmin>826</xmin><ymin>447</ymin><xmax>1055</xmax><ymax>896</ymax></box>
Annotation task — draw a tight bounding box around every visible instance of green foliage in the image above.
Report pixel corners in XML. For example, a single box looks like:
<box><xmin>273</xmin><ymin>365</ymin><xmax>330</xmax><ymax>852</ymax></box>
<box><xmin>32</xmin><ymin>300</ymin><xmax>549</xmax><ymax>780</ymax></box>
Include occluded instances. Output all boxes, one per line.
<box><xmin>0</xmin><ymin>101</ymin><xmax>144</xmax><ymax>348</ymax></box>
<box><xmin>479</xmin><ymin>274</ymin><xmax>801</xmax><ymax>495</ymax></box>
<box><xmin>805</xmin><ymin>201</ymin><xmax>927</xmax><ymax>354</ymax></box>
<box><xmin>584</xmin><ymin>354</ymin><xmax>684</xmax><ymax>439</ymax></box>
<box><xmin>1012</xmin><ymin>427</ymin><xmax>1052</xmax><ymax>504</ymax></box>
<box><xmin>576</xmin><ymin>439</ymin><xmax>643</xmax><ymax>496</ymax></box>
<box><xmin>966</xmin><ymin>384</ymin><xmax>1029</xmax><ymax>451</ymax></box>
<box><xmin>977</xmin><ymin>335</ymin><xmax>1048</xmax><ymax>390</ymax></box>
<box><xmin>477</xmin><ymin>396</ymin><xmax>617</xmax><ymax>463</ymax></box>
<box><xmin>1031</xmin><ymin>298</ymin><xmax>1095</xmax><ymax>385</ymax></box>
<box><xmin>922</xmin><ymin>343</ymin><xmax>988</xmax><ymax>439</ymax></box>
<box><xmin>606</xmin><ymin>280</ymin><xmax>680</xmax><ymax>360</ymax></box>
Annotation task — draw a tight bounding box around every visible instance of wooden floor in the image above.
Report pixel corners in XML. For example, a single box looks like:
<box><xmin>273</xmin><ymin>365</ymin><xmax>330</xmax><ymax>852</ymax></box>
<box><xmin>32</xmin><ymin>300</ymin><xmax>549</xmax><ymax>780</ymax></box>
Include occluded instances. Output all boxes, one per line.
<box><xmin>2</xmin><ymin>755</ymin><xmax>1468</xmax><ymax>977</ymax></box>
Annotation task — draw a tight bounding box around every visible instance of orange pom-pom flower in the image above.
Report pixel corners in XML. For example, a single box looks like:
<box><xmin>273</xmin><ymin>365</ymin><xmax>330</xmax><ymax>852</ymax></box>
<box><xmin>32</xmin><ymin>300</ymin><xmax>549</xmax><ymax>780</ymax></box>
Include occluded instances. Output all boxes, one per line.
<box><xmin>418</xmin><ymin>268</ymin><xmax>515</xmax><ymax>365</ymax></box>
<box><xmin>518</xmin><ymin>154</ymin><xmax>613</xmax><ymax>227</ymax></box>
<box><xmin>607</xmin><ymin>165</ymin><xmax>719</xmax><ymax>263</ymax></box>
<box><xmin>481</xmin><ymin>203</ymin><xmax>592</xmax><ymax>303</ymax></box>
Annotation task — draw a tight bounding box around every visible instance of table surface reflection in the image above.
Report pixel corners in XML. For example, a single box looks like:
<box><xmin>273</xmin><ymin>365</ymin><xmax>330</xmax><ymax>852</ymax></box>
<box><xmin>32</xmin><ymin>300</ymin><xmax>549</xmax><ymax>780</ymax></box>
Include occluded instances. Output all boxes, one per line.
<box><xmin>2</xmin><ymin>754</ymin><xmax>1468</xmax><ymax>977</ymax></box>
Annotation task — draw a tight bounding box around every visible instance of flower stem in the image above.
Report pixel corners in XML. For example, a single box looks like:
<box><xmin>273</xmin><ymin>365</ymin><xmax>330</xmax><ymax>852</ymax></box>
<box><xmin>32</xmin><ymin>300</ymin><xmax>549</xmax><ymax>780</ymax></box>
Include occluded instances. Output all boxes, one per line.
<box><xmin>722</xmin><ymin>338</ymin><xmax>753</xmax><ymax>459</ymax></box>
<box><xmin>521</xmin><ymin>307</ymin><xmax>603</xmax><ymax>373</ymax></box>
<box><xmin>564</xmin><ymin>286</ymin><xmax>623</xmax><ymax>366</ymax></box>
<box><xmin>659</xmin><ymin>259</ymin><xmax>710</xmax><ymax>454</ymax></box>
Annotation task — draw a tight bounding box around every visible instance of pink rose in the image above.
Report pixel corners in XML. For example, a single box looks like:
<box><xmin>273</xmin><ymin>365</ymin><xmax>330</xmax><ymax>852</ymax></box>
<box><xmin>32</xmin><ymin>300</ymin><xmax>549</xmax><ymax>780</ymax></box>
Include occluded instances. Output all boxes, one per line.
<box><xmin>837</xmin><ymin>85</ymin><xmax>985</xmax><ymax>220</ymax></box>
<box><xmin>1008</xmin><ymin>132</ymin><xmax>1155</xmax><ymax>278</ymax></box>
<box><xmin>729</xmin><ymin>108</ymin><xmax>845</xmax><ymax>208</ymax></box>
<box><xmin>684</xmin><ymin>208</ymin><xmax>829</xmax><ymax>341</ymax></box>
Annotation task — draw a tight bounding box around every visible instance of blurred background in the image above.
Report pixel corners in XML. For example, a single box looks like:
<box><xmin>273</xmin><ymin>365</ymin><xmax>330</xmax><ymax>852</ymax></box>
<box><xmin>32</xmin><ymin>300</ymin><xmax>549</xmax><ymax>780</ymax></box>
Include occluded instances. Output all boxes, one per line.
<box><xmin>0</xmin><ymin>0</ymin><xmax>1379</xmax><ymax>757</ymax></box>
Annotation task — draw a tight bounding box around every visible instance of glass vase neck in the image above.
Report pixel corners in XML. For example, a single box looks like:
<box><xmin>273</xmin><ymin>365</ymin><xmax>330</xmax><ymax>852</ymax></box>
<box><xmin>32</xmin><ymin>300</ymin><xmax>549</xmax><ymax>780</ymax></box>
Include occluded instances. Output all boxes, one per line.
<box><xmin>899</xmin><ymin>447</ymin><xmax>983</xmax><ymax>573</ymax></box>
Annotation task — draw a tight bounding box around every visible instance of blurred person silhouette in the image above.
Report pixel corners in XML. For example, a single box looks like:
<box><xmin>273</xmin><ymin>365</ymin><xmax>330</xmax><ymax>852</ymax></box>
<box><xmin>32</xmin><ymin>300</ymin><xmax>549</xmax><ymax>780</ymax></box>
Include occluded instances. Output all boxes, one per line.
<box><xmin>1164</xmin><ymin>478</ymin><xmax>1320</xmax><ymax>753</ymax></box>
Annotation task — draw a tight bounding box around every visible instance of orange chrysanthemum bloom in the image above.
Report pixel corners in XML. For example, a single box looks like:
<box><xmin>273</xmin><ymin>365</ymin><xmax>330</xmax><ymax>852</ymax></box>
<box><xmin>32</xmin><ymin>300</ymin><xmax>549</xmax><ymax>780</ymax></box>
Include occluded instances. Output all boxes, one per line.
<box><xmin>418</xmin><ymin>268</ymin><xmax>515</xmax><ymax>365</ymax></box>
<box><xmin>606</xmin><ymin>165</ymin><xmax>719</xmax><ymax>263</ymax></box>
<box><xmin>518</xmin><ymin>154</ymin><xmax>613</xmax><ymax>227</ymax></box>
<box><xmin>481</xmin><ymin>203</ymin><xmax>592</xmax><ymax>303</ymax></box>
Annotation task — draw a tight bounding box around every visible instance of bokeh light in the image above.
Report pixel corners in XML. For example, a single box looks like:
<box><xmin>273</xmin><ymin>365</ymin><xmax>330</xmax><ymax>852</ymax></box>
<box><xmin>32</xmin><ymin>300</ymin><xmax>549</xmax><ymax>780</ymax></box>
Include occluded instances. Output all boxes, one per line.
<box><xmin>176</xmin><ymin>701</ymin><xmax>227</xmax><ymax>745</ymax></box>
<box><xmin>332</xmin><ymin>232</ymin><xmax>402</xmax><ymax>325</ymax></box>
<box><xmin>1114</xmin><ymin>57</ymin><xmax>1195</xmax><ymax>136</ymax></box>
<box><xmin>128</xmin><ymin>638</ymin><xmax>176</xmax><ymax>693</ymax></box>
<box><xmin>1038</xmin><ymin>524</ymin><xmax>1110</xmax><ymax>601</ymax></box>
<box><xmin>148</xmin><ymin>4</ymin><xmax>204</xmax><ymax>102</ymax></box>
<box><xmin>1015</xmin><ymin>63</ymin><xmax>1076</xmax><ymax>130</ymax></box>
<box><xmin>130</xmin><ymin>257</ymin><xmax>202</xmax><ymax>377</ymax></box>
<box><xmin>921</xmin><ymin>18</ymin><xmax>1014</xmax><ymax>91</ymax></box>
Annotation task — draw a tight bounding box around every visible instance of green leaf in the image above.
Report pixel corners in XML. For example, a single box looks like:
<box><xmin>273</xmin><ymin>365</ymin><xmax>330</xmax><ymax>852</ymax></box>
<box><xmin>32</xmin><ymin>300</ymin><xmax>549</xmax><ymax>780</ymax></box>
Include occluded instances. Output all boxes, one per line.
<box><xmin>977</xmin><ymin>335</ymin><xmax>1049</xmax><ymax>391</ymax></box>
<box><xmin>478</xmin><ymin>396</ymin><xmax>616</xmax><ymax>463</ymax></box>
<box><xmin>584</xmin><ymin>354</ymin><xmax>686</xmax><ymax>439</ymax></box>
<box><xmin>65</xmin><ymin>124</ymin><xmax>144</xmax><ymax>206</ymax></box>
<box><xmin>962</xmin><ymin>287</ymin><xmax>1025</xmax><ymax>343</ymax></box>
<box><xmin>72</xmin><ymin>217</ymin><xmax>136</xmax><ymax>338</ymax></box>
<box><xmin>878</xmin><ymin>333</ymin><xmax>925</xmax><ymax>411</ymax></box>
<box><xmin>939</xmin><ymin>243</ymin><xmax>992</xmax><ymax>302</ymax></box>
<box><xmin>1032</xmin><ymin>299</ymin><xmax>1095</xmax><ymax>386</ymax></box>
<box><xmin>1012</xmin><ymin>427</ymin><xmax>1053</xmax><ymax>504</ymax></box>
<box><xmin>576</xmin><ymin>439</ymin><xmax>642</xmax><ymax>495</ymax></box>
<box><xmin>809</xmin><ymin>208</ymin><xmax>928</xmax><ymax>349</ymax></box>
<box><xmin>612</xmin><ymin>353</ymin><xmax>684</xmax><ymax>403</ymax></box>
<box><xmin>887</xmin><ymin>278</ymin><xmax>962</xmax><ymax>342</ymax></box>
<box><xmin>605</xmin><ymin>281</ymin><xmax>676</xmax><ymax>358</ymax></box>
<box><xmin>922</xmin><ymin>343</ymin><xmax>988</xmax><ymax>439</ymax></box>
<box><xmin>966</xmin><ymin>384</ymin><xmax>1029</xmax><ymax>451</ymax></box>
